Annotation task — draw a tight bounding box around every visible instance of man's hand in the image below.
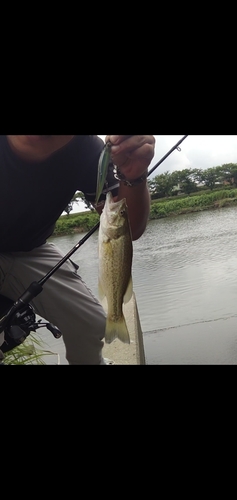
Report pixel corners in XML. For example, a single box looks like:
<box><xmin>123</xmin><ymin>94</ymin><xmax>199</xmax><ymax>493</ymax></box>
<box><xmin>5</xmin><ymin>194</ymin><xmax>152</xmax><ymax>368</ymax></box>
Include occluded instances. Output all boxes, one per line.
<box><xmin>105</xmin><ymin>135</ymin><xmax>155</xmax><ymax>181</ymax></box>
<box><xmin>103</xmin><ymin>135</ymin><xmax>155</xmax><ymax>241</ymax></box>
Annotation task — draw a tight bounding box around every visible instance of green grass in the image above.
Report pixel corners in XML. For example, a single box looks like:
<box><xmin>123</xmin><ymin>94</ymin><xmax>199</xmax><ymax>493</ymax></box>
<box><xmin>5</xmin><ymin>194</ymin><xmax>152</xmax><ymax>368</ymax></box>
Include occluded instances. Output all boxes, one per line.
<box><xmin>54</xmin><ymin>211</ymin><xmax>99</xmax><ymax>236</ymax></box>
<box><xmin>53</xmin><ymin>188</ymin><xmax>237</xmax><ymax>236</ymax></box>
<box><xmin>3</xmin><ymin>333</ymin><xmax>59</xmax><ymax>365</ymax></box>
<box><xmin>149</xmin><ymin>189</ymin><xmax>237</xmax><ymax>219</ymax></box>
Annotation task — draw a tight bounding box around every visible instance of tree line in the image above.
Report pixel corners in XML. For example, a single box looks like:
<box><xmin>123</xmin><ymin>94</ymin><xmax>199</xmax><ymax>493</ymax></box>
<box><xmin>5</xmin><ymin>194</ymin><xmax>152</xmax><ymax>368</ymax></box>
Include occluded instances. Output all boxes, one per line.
<box><xmin>64</xmin><ymin>163</ymin><xmax>237</xmax><ymax>214</ymax></box>
<box><xmin>147</xmin><ymin>163</ymin><xmax>237</xmax><ymax>198</ymax></box>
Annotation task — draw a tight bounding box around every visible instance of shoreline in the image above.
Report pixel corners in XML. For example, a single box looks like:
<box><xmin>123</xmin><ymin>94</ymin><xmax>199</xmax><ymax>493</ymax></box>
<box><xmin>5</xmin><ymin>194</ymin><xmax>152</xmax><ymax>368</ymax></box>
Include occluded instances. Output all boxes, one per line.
<box><xmin>53</xmin><ymin>196</ymin><xmax>237</xmax><ymax>237</ymax></box>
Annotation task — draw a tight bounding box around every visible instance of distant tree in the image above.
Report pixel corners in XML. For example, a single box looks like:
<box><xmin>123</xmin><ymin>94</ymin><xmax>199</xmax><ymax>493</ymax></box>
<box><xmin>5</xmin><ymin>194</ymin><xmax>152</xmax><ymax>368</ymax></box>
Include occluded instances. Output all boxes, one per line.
<box><xmin>190</xmin><ymin>168</ymin><xmax>204</xmax><ymax>185</ymax></box>
<box><xmin>219</xmin><ymin>163</ymin><xmax>237</xmax><ymax>187</ymax></box>
<box><xmin>169</xmin><ymin>170</ymin><xmax>181</xmax><ymax>186</ymax></box>
<box><xmin>177</xmin><ymin>169</ymin><xmax>197</xmax><ymax>195</ymax></box>
<box><xmin>147</xmin><ymin>163</ymin><xmax>237</xmax><ymax>201</ymax></box>
<box><xmin>147</xmin><ymin>178</ymin><xmax>157</xmax><ymax>195</ymax></box>
<box><xmin>199</xmin><ymin>167</ymin><xmax>220</xmax><ymax>190</ymax></box>
<box><xmin>148</xmin><ymin>171</ymin><xmax>174</xmax><ymax>198</ymax></box>
<box><xmin>77</xmin><ymin>192</ymin><xmax>95</xmax><ymax>212</ymax></box>
<box><xmin>63</xmin><ymin>191</ymin><xmax>95</xmax><ymax>215</ymax></box>
<box><xmin>64</xmin><ymin>202</ymin><xmax>73</xmax><ymax>215</ymax></box>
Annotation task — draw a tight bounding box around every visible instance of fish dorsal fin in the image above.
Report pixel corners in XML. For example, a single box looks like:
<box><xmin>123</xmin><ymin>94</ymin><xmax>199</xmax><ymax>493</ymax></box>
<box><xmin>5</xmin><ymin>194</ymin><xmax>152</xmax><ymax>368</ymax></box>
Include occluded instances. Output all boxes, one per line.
<box><xmin>123</xmin><ymin>276</ymin><xmax>133</xmax><ymax>304</ymax></box>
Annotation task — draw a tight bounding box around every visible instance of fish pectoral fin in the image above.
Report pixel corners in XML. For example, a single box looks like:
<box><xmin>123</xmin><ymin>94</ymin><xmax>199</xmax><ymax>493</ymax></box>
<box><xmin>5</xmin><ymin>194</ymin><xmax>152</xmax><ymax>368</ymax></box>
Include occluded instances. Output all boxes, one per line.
<box><xmin>123</xmin><ymin>276</ymin><xmax>133</xmax><ymax>304</ymax></box>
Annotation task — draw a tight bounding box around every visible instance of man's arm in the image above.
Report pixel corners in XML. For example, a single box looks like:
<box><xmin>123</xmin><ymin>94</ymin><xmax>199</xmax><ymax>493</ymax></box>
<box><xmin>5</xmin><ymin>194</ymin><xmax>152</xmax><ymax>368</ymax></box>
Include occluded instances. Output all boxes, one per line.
<box><xmin>92</xmin><ymin>135</ymin><xmax>155</xmax><ymax>240</ymax></box>
<box><xmin>106</xmin><ymin>135</ymin><xmax>155</xmax><ymax>241</ymax></box>
<box><xmin>115</xmin><ymin>178</ymin><xmax>151</xmax><ymax>240</ymax></box>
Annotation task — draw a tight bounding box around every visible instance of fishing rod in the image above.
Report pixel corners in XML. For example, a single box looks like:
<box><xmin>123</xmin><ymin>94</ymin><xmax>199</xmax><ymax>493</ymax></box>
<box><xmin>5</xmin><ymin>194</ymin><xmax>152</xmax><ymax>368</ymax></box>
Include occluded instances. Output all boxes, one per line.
<box><xmin>147</xmin><ymin>135</ymin><xmax>188</xmax><ymax>178</ymax></box>
<box><xmin>17</xmin><ymin>135</ymin><xmax>190</xmax><ymax>285</ymax></box>
<box><xmin>0</xmin><ymin>222</ymin><xmax>101</xmax><ymax>347</ymax></box>
<box><xmin>40</xmin><ymin>136</ymin><xmax>189</xmax><ymax>278</ymax></box>
<box><xmin>0</xmin><ymin>135</ymin><xmax>188</xmax><ymax>351</ymax></box>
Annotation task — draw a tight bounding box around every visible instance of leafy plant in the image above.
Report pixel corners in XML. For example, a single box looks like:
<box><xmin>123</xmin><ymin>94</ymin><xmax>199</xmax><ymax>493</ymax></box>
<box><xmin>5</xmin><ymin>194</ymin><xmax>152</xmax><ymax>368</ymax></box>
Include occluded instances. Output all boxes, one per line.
<box><xmin>149</xmin><ymin>189</ymin><xmax>237</xmax><ymax>219</ymax></box>
<box><xmin>3</xmin><ymin>333</ymin><xmax>59</xmax><ymax>365</ymax></box>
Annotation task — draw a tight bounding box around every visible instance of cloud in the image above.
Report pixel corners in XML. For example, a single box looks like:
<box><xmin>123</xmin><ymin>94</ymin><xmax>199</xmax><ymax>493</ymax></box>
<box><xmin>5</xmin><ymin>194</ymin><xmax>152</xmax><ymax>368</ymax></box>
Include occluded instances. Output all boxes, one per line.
<box><xmin>98</xmin><ymin>135</ymin><xmax>237</xmax><ymax>178</ymax></box>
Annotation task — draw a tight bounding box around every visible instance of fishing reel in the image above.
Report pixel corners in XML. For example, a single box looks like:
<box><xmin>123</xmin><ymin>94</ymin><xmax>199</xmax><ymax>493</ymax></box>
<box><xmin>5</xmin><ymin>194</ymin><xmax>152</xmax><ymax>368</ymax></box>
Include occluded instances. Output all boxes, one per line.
<box><xmin>0</xmin><ymin>295</ymin><xmax>62</xmax><ymax>355</ymax></box>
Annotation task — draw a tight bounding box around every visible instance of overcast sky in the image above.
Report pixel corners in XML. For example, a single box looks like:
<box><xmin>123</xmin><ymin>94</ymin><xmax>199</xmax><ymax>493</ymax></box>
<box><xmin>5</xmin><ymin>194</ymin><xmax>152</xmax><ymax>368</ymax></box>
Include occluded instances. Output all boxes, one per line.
<box><xmin>98</xmin><ymin>135</ymin><xmax>237</xmax><ymax>178</ymax></box>
<box><xmin>68</xmin><ymin>135</ymin><xmax>237</xmax><ymax>213</ymax></box>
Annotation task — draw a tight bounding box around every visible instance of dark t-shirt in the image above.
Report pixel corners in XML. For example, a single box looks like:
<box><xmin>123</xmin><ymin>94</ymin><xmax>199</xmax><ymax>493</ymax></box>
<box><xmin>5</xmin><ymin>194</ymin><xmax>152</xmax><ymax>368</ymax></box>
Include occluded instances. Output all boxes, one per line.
<box><xmin>0</xmin><ymin>135</ymin><xmax>118</xmax><ymax>252</ymax></box>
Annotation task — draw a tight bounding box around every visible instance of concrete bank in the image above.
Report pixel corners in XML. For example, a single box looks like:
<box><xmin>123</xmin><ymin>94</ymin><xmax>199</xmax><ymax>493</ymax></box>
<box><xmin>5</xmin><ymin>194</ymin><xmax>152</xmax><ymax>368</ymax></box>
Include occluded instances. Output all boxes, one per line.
<box><xmin>102</xmin><ymin>292</ymin><xmax>146</xmax><ymax>365</ymax></box>
<box><xmin>40</xmin><ymin>292</ymin><xmax>145</xmax><ymax>365</ymax></box>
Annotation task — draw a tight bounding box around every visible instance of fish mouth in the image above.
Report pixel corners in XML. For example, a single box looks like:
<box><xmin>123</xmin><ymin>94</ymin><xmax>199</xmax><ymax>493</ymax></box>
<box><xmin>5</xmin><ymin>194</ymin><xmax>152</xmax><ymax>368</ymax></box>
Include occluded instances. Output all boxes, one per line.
<box><xmin>105</xmin><ymin>194</ymin><xmax>127</xmax><ymax>220</ymax></box>
<box><xmin>106</xmin><ymin>191</ymin><xmax>127</xmax><ymax>208</ymax></box>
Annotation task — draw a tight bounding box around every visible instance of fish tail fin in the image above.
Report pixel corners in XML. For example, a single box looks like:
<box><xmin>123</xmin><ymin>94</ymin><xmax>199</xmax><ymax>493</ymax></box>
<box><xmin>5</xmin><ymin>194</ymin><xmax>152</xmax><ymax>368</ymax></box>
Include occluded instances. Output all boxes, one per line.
<box><xmin>105</xmin><ymin>315</ymin><xmax>130</xmax><ymax>344</ymax></box>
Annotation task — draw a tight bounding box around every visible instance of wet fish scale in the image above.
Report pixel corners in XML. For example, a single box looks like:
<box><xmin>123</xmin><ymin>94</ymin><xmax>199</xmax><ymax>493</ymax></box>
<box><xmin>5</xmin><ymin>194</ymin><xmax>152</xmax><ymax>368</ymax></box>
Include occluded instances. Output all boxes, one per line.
<box><xmin>98</xmin><ymin>191</ymin><xmax>133</xmax><ymax>344</ymax></box>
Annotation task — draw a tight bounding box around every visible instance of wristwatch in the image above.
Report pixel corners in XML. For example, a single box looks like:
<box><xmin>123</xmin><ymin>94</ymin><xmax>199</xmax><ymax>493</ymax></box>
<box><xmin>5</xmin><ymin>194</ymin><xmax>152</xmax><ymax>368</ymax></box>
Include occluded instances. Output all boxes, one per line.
<box><xmin>113</xmin><ymin>165</ymin><xmax>147</xmax><ymax>187</ymax></box>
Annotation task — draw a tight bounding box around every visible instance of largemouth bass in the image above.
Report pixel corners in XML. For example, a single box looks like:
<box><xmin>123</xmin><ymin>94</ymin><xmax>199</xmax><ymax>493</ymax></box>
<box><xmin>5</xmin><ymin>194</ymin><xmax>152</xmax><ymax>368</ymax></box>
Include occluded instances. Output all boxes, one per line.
<box><xmin>98</xmin><ymin>191</ymin><xmax>133</xmax><ymax>344</ymax></box>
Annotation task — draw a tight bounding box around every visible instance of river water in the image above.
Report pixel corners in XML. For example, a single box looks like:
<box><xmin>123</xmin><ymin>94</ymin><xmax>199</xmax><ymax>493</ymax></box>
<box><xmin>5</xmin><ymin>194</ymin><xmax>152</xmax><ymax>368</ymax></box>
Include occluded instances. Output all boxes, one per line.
<box><xmin>46</xmin><ymin>205</ymin><xmax>237</xmax><ymax>364</ymax></box>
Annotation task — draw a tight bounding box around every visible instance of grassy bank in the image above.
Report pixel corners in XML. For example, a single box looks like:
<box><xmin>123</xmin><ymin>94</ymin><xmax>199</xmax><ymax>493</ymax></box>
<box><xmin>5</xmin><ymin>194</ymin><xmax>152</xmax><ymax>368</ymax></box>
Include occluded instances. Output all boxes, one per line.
<box><xmin>53</xmin><ymin>211</ymin><xmax>100</xmax><ymax>236</ymax></box>
<box><xmin>53</xmin><ymin>188</ymin><xmax>237</xmax><ymax>236</ymax></box>
<box><xmin>149</xmin><ymin>188</ymin><xmax>237</xmax><ymax>219</ymax></box>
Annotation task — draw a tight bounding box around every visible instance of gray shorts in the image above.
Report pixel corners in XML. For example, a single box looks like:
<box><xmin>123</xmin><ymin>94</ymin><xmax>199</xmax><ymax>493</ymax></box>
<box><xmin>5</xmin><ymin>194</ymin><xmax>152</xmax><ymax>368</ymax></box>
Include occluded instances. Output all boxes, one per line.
<box><xmin>0</xmin><ymin>243</ymin><xmax>106</xmax><ymax>364</ymax></box>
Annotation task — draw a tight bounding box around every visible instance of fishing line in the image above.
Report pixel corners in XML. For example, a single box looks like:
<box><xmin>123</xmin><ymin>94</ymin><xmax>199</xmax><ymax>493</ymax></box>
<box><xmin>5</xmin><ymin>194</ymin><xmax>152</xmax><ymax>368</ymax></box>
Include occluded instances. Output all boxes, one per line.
<box><xmin>0</xmin><ymin>135</ymin><xmax>189</xmax><ymax>333</ymax></box>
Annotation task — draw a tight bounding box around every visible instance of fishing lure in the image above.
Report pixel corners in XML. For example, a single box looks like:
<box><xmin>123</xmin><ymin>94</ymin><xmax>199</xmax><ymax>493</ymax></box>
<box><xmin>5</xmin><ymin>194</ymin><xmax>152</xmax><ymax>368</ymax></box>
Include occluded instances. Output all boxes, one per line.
<box><xmin>95</xmin><ymin>141</ymin><xmax>112</xmax><ymax>205</ymax></box>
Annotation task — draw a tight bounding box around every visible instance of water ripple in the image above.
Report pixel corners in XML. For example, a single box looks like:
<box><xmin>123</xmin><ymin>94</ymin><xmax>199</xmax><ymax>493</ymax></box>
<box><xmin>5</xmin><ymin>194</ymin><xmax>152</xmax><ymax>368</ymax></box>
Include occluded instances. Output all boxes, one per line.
<box><xmin>50</xmin><ymin>205</ymin><xmax>237</xmax><ymax>363</ymax></box>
